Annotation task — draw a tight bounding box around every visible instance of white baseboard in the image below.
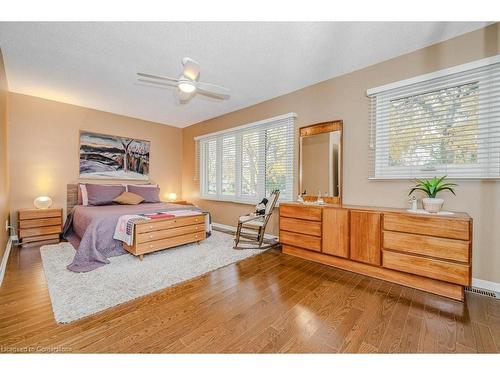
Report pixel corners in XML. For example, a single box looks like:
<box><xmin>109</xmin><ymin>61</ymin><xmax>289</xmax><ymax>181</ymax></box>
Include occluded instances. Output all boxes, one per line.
<box><xmin>472</xmin><ymin>278</ymin><xmax>500</xmax><ymax>293</ymax></box>
<box><xmin>0</xmin><ymin>237</ymin><xmax>12</xmax><ymax>286</ymax></box>
<box><xmin>212</xmin><ymin>222</ymin><xmax>278</xmax><ymax>241</ymax></box>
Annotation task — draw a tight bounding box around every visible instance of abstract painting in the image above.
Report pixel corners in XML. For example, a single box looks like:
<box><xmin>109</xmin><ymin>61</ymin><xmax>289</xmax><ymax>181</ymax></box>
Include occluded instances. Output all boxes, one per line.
<box><xmin>79</xmin><ymin>131</ymin><xmax>150</xmax><ymax>180</ymax></box>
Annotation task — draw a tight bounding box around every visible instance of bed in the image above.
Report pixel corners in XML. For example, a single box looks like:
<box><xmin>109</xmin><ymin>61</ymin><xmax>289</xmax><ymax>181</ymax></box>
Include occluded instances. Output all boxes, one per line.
<box><xmin>63</xmin><ymin>184</ymin><xmax>210</xmax><ymax>272</ymax></box>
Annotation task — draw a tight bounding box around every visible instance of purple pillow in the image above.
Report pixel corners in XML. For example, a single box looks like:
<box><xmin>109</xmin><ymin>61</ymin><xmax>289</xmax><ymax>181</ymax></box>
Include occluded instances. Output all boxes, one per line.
<box><xmin>77</xmin><ymin>185</ymin><xmax>83</xmax><ymax>205</ymax></box>
<box><xmin>85</xmin><ymin>184</ymin><xmax>126</xmax><ymax>206</ymax></box>
<box><xmin>127</xmin><ymin>185</ymin><xmax>161</xmax><ymax>203</ymax></box>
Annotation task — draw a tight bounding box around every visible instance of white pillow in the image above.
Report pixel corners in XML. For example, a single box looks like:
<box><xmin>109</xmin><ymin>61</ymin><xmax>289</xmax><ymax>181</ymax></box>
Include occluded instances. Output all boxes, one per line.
<box><xmin>79</xmin><ymin>184</ymin><xmax>89</xmax><ymax>206</ymax></box>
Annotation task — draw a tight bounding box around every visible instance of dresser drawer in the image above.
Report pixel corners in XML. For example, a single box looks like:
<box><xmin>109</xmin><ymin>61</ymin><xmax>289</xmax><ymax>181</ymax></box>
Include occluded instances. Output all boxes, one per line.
<box><xmin>279</xmin><ymin>217</ymin><xmax>321</xmax><ymax>237</ymax></box>
<box><xmin>383</xmin><ymin>250</ymin><xmax>470</xmax><ymax>286</ymax></box>
<box><xmin>280</xmin><ymin>205</ymin><xmax>322</xmax><ymax>221</ymax></box>
<box><xmin>383</xmin><ymin>213</ymin><xmax>469</xmax><ymax>240</ymax></box>
<box><xmin>19</xmin><ymin>217</ymin><xmax>62</xmax><ymax>229</ymax></box>
<box><xmin>135</xmin><ymin>231</ymin><xmax>205</xmax><ymax>254</ymax></box>
<box><xmin>19</xmin><ymin>225</ymin><xmax>62</xmax><ymax>238</ymax></box>
<box><xmin>18</xmin><ymin>208</ymin><xmax>62</xmax><ymax>220</ymax></box>
<box><xmin>383</xmin><ymin>231</ymin><xmax>470</xmax><ymax>263</ymax></box>
<box><xmin>136</xmin><ymin>215</ymin><xmax>205</xmax><ymax>234</ymax></box>
<box><xmin>280</xmin><ymin>230</ymin><xmax>322</xmax><ymax>252</ymax></box>
<box><xmin>22</xmin><ymin>233</ymin><xmax>60</xmax><ymax>244</ymax></box>
<box><xmin>136</xmin><ymin>224</ymin><xmax>203</xmax><ymax>243</ymax></box>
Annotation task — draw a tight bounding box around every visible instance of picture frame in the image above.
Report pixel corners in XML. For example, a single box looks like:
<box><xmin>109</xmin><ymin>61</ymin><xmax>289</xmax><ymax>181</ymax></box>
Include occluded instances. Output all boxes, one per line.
<box><xmin>79</xmin><ymin>130</ymin><xmax>150</xmax><ymax>181</ymax></box>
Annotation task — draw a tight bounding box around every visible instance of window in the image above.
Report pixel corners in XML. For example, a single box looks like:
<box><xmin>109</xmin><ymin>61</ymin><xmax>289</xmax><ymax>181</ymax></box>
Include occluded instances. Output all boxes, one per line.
<box><xmin>196</xmin><ymin>113</ymin><xmax>296</xmax><ymax>203</ymax></box>
<box><xmin>368</xmin><ymin>55</ymin><xmax>500</xmax><ymax>179</ymax></box>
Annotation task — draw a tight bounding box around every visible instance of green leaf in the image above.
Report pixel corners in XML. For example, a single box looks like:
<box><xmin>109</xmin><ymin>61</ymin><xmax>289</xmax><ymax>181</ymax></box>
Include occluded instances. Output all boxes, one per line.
<box><xmin>408</xmin><ymin>187</ymin><xmax>429</xmax><ymax>196</ymax></box>
<box><xmin>438</xmin><ymin>187</ymin><xmax>456</xmax><ymax>195</ymax></box>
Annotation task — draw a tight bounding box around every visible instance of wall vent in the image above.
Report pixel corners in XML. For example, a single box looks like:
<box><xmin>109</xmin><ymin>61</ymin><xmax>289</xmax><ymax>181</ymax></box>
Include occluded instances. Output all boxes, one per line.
<box><xmin>465</xmin><ymin>286</ymin><xmax>500</xmax><ymax>299</ymax></box>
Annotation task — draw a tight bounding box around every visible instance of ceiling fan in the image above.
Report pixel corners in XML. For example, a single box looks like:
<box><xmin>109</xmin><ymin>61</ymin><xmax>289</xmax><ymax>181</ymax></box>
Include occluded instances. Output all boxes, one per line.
<box><xmin>137</xmin><ymin>57</ymin><xmax>230</xmax><ymax>103</ymax></box>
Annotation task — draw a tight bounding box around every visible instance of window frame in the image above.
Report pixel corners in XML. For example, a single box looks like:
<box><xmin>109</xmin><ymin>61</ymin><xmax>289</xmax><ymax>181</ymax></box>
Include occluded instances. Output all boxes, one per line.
<box><xmin>368</xmin><ymin>54</ymin><xmax>500</xmax><ymax>180</ymax></box>
<box><xmin>197</xmin><ymin>113</ymin><xmax>296</xmax><ymax>204</ymax></box>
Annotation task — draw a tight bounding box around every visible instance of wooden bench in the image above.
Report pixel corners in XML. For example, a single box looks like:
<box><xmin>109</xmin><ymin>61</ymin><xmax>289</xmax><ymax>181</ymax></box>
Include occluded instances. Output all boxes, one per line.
<box><xmin>122</xmin><ymin>214</ymin><xmax>206</xmax><ymax>260</ymax></box>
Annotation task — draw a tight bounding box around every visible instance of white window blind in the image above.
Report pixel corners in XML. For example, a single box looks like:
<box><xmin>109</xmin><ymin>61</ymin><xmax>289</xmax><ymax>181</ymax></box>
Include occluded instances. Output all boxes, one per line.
<box><xmin>196</xmin><ymin>113</ymin><xmax>296</xmax><ymax>203</ymax></box>
<box><xmin>368</xmin><ymin>55</ymin><xmax>500</xmax><ymax>179</ymax></box>
<box><xmin>193</xmin><ymin>140</ymin><xmax>200</xmax><ymax>182</ymax></box>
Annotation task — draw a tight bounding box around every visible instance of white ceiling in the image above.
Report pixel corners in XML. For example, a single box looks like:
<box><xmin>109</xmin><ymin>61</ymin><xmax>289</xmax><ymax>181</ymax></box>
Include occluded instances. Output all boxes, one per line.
<box><xmin>0</xmin><ymin>22</ymin><xmax>490</xmax><ymax>127</ymax></box>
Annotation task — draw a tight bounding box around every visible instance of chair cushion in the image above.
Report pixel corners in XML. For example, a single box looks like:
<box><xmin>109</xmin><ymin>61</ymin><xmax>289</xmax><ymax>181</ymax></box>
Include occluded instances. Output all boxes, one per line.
<box><xmin>239</xmin><ymin>215</ymin><xmax>264</xmax><ymax>227</ymax></box>
<box><xmin>265</xmin><ymin>193</ymin><xmax>278</xmax><ymax>214</ymax></box>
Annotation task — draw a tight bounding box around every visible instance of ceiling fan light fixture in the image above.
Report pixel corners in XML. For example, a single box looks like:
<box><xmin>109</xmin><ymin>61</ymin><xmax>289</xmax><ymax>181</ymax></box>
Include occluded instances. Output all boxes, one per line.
<box><xmin>138</xmin><ymin>57</ymin><xmax>229</xmax><ymax>103</ymax></box>
<box><xmin>178</xmin><ymin>81</ymin><xmax>196</xmax><ymax>93</ymax></box>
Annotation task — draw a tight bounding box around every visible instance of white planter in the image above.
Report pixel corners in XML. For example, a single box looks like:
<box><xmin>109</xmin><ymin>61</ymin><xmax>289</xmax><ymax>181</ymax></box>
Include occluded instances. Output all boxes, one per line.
<box><xmin>422</xmin><ymin>198</ymin><xmax>444</xmax><ymax>213</ymax></box>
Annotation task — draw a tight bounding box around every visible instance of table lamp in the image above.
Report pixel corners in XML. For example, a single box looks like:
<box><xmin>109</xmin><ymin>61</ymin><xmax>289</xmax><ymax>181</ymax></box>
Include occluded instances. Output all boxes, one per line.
<box><xmin>34</xmin><ymin>196</ymin><xmax>53</xmax><ymax>209</ymax></box>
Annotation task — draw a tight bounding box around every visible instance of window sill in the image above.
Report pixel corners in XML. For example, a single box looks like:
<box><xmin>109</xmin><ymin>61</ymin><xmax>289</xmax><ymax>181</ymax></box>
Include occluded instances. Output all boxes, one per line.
<box><xmin>199</xmin><ymin>195</ymin><xmax>288</xmax><ymax>207</ymax></box>
<box><xmin>369</xmin><ymin>176</ymin><xmax>500</xmax><ymax>181</ymax></box>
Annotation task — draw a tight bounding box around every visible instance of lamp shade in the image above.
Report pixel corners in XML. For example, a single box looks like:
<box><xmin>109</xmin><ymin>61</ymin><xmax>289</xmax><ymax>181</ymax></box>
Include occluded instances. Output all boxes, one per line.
<box><xmin>168</xmin><ymin>192</ymin><xmax>177</xmax><ymax>201</ymax></box>
<box><xmin>34</xmin><ymin>196</ymin><xmax>53</xmax><ymax>209</ymax></box>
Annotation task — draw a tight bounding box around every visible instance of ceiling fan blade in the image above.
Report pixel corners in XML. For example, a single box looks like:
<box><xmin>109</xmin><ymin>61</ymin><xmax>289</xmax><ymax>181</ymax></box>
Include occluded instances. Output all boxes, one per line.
<box><xmin>138</xmin><ymin>78</ymin><xmax>178</xmax><ymax>88</ymax></box>
<box><xmin>197</xmin><ymin>81</ymin><xmax>230</xmax><ymax>99</ymax></box>
<box><xmin>182</xmin><ymin>58</ymin><xmax>200</xmax><ymax>81</ymax></box>
<box><xmin>137</xmin><ymin>72</ymin><xmax>179</xmax><ymax>83</ymax></box>
<box><xmin>177</xmin><ymin>87</ymin><xmax>195</xmax><ymax>103</ymax></box>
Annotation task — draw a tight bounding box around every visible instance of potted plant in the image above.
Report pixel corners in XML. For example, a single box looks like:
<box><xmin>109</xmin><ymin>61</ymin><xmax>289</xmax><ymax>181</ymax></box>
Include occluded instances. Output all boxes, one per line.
<box><xmin>408</xmin><ymin>176</ymin><xmax>457</xmax><ymax>213</ymax></box>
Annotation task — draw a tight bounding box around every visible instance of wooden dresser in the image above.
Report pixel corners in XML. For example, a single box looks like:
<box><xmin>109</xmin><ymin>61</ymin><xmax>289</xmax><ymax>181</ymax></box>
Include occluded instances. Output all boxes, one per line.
<box><xmin>18</xmin><ymin>208</ymin><xmax>63</xmax><ymax>247</ymax></box>
<box><xmin>279</xmin><ymin>203</ymin><xmax>472</xmax><ymax>301</ymax></box>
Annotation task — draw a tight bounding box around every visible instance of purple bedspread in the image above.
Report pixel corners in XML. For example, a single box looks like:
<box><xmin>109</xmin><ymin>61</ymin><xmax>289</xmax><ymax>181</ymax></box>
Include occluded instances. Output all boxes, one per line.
<box><xmin>63</xmin><ymin>203</ymin><xmax>203</xmax><ymax>272</ymax></box>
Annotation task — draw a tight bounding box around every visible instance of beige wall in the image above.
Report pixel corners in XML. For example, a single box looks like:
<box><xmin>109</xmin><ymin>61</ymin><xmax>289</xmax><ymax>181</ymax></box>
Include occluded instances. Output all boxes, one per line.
<box><xmin>0</xmin><ymin>49</ymin><xmax>9</xmax><ymax>261</ymax></box>
<box><xmin>8</xmin><ymin>93</ymin><xmax>183</xmax><ymax>222</ymax></box>
<box><xmin>182</xmin><ymin>23</ymin><xmax>500</xmax><ymax>284</ymax></box>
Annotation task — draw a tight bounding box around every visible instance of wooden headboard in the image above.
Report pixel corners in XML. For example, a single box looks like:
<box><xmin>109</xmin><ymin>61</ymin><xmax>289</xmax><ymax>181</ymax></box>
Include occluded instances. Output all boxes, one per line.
<box><xmin>67</xmin><ymin>184</ymin><xmax>78</xmax><ymax>214</ymax></box>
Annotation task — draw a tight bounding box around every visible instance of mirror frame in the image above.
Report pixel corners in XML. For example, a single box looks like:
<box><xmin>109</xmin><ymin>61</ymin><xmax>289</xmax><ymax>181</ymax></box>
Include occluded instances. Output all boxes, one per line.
<box><xmin>299</xmin><ymin>120</ymin><xmax>343</xmax><ymax>204</ymax></box>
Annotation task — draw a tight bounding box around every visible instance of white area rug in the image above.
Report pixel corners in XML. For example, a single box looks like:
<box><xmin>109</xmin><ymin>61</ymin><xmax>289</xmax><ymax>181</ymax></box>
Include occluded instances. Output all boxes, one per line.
<box><xmin>40</xmin><ymin>231</ymin><xmax>267</xmax><ymax>323</ymax></box>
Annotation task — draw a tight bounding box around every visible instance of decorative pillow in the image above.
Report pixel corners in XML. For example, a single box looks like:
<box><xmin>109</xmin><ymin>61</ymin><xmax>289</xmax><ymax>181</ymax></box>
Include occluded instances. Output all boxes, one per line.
<box><xmin>112</xmin><ymin>191</ymin><xmax>144</xmax><ymax>205</ymax></box>
<box><xmin>78</xmin><ymin>184</ymin><xmax>89</xmax><ymax>206</ymax></box>
<box><xmin>126</xmin><ymin>183</ymin><xmax>158</xmax><ymax>190</ymax></box>
<box><xmin>86</xmin><ymin>184</ymin><xmax>126</xmax><ymax>206</ymax></box>
<box><xmin>127</xmin><ymin>185</ymin><xmax>161</xmax><ymax>203</ymax></box>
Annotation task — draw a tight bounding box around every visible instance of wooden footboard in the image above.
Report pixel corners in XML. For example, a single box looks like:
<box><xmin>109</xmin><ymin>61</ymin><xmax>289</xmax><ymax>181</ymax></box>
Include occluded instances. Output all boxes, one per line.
<box><xmin>123</xmin><ymin>214</ymin><xmax>206</xmax><ymax>260</ymax></box>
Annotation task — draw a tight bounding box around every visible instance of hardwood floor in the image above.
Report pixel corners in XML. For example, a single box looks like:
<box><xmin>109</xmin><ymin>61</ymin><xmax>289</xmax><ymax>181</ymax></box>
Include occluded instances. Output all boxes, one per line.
<box><xmin>1</xmin><ymin>241</ymin><xmax>499</xmax><ymax>353</ymax></box>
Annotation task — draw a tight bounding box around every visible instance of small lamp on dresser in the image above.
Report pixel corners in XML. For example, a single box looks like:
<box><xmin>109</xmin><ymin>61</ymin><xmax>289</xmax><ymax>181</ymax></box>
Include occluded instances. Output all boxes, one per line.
<box><xmin>34</xmin><ymin>195</ymin><xmax>53</xmax><ymax>209</ymax></box>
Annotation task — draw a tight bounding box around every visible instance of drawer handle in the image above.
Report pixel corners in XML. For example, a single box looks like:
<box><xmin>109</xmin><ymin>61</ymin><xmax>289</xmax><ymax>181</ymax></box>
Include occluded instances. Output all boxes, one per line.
<box><xmin>149</xmin><ymin>235</ymin><xmax>153</xmax><ymax>239</ymax></box>
<box><xmin>149</xmin><ymin>244</ymin><xmax>153</xmax><ymax>248</ymax></box>
<box><xmin>149</xmin><ymin>225</ymin><xmax>153</xmax><ymax>229</ymax></box>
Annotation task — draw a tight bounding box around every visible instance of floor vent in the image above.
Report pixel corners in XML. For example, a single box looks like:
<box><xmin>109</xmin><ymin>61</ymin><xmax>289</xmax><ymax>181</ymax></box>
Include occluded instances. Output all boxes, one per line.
<box><xmin>465</xmin><ymin>286</ymin><xmax>500</xmax><ymax>299</ymax></box>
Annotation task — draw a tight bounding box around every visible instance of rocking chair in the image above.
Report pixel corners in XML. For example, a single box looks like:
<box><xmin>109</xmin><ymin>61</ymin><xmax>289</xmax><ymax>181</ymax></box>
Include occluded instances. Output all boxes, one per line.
<box><xmin>234</xmin><ymin>190</ymin><xmax>280</xmax><ymax>249</ymax></box>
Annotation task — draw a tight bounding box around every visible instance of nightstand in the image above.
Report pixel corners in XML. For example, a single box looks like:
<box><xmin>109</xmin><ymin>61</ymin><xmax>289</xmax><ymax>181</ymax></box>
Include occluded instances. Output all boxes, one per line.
<box><xmin>18</xmin><ymin>208</ymin><xmax>63</xmax><ymax>247</ymax></box>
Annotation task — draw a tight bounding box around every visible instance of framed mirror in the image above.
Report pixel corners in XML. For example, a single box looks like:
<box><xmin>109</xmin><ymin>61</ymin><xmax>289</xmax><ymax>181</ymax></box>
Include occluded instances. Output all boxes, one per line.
<box><xmin>299</xmin><ymin>120</ymin><xmax>343</xmax><ymax>204</ymax></box>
